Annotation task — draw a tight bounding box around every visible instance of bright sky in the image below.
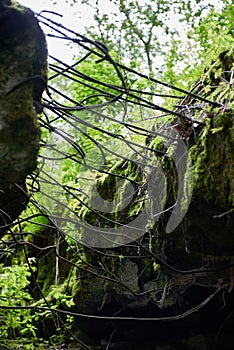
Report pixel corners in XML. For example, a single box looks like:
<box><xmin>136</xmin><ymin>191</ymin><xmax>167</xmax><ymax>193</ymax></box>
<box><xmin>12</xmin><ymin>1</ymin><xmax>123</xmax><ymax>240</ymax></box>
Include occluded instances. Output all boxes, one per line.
<box><xmin>17</xmin><ymin>0</ymin><xmax>117</xmax><ymax>31</ymax></box>
<box><xmin>17</xmin><ymin>0</ymin><xmax>123</xmax><ymax>63</ymax></box>
<box><xmin>17</xmin><ymin>0</ymin><xmax>92</xmax><ymax>28</ymax></box>
<box><xmin>17</xmin><ymin>0</ymin><xmax>225</xmax><ymax>68</ymax></box>
<box><xmin>17</xmin><ymin>0</ymin><xmax>96</xmax><ymax>62</ymax></box>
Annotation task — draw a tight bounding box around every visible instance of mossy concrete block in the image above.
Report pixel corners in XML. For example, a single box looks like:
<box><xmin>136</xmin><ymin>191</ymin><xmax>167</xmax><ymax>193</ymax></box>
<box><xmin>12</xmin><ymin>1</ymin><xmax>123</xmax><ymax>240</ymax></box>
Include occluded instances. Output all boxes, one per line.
<box><xmin>0</xmin><ymin>0</ymin><xmax>47</xmax><ymax>186</ymax></box>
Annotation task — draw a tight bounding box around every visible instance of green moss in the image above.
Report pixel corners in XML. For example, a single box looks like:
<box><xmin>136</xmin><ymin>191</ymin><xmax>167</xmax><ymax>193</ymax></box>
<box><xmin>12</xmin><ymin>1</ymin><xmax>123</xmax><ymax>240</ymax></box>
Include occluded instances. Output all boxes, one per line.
<box><xmin>79</xmin><ymin>159</ymin><xmax>145</xmax><ymax>229</ymax></box>
<box><xmin>189</xmin><ymin>48</ymin><xmax>234</xmax><ymax>207</ymax></box>
<box><xmin>144</xmin><ymin>46</ymin><xmax>234</xmax><ymax>262</ymax></box>
<box><xmin>149</xmin><ymin>135</ymin><xmax>167</xmax><ymax>154</ymax></box>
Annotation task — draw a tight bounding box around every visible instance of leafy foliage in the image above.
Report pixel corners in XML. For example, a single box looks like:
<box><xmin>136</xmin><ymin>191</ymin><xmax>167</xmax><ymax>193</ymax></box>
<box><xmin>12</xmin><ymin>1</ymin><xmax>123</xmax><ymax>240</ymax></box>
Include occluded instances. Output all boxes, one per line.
<box><xmin>0</xmin><ymin>262</ymin><xmax>37</xmax><ymax>340</ymax></box>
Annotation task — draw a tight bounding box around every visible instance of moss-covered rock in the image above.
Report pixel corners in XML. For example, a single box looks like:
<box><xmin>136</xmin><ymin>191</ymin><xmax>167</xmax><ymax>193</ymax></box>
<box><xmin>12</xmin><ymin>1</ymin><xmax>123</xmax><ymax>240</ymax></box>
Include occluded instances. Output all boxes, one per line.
<box><xmin>160</xmin><ymin>47</ymin><xmax>234</xmax><ymax>262</ymax></box>
<box><xmin>0</xmin><ymin>0</ymin><xmax>47</xmax><ymax>231</ymax></box>
<box><xmin>0</xmin><ymin>0</ymin><xmax>47</xmax><ymax>186</ymax></box>
<box><xmin>69</xmin><ymin>46</ymin><xmax>234</xmax><ymax>349</ymax></box>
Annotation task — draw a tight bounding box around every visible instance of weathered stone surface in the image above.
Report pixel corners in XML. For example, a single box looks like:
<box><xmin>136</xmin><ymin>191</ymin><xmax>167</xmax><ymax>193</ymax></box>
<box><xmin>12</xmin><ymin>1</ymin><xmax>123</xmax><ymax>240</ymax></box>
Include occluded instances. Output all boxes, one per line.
<box><xmin>0</xmin><ymin>0</ymin><xmax>47</xmax><ymax>230</ymax></box>
<box><xmin>0</xmin><ymin>0</ymin><xmax>47</xmax><ymax>186</ymax></box>
<box><xmin>70</xmin><ymin>46</ymin><xmax>234</xmax><ymax>349</ymax></box>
